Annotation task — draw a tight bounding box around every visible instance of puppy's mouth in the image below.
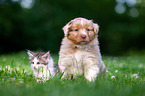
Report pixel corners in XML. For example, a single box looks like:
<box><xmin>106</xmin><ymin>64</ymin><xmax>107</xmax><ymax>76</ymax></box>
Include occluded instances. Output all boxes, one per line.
<box><xmin>79</xmin><ymin>41</ymin><xmax>88</xmax><ymax>44</ymax></box>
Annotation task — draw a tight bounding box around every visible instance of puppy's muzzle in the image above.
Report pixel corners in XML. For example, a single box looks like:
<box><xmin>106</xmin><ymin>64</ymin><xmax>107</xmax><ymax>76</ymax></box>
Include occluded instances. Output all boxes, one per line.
<box><xmin>81</xmin><ymin>35</ymin><xmax>86</xmax><ymax>39</ymax></box>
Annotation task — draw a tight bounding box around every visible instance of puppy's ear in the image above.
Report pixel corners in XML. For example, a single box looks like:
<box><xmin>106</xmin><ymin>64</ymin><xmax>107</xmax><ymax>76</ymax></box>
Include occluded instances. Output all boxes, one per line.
<box><xmin>93</xmin><ymin>23</ymin><xmax>99</xmax><ymax>35</ymax></box>
<box><xmin>62</xmin><ymin>20</ymin><xmax>73</xmax><ymax>36</ymax></box>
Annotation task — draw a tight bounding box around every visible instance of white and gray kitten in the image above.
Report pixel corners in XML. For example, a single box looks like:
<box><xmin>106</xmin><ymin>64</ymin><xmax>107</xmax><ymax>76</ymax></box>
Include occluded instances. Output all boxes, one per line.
<box><xmin>27</xmin><ymin>50</ymin><xmax>55</xmax><ymax>82</ymax></box>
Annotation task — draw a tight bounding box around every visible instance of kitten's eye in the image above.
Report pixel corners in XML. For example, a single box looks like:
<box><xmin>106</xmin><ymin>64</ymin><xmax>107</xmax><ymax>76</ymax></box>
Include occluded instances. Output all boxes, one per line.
<box><xmin>37</xmin><ymin>62</ymin><xmax>40</xmax><ymax>64</ymax></box>
<box><xmin>86</xmin><ymin>29</ymin><xmax>90</xmax><ymax>31</ymax></box>
<box><xmin>31</xmin><ymin>62</ymin><xmax>34</xmax><ymax>64</ymax></box>
<box><xmin>75</xmin><ymin>29</ymin><xmax>79</xmax><ymax>31</ymax></box>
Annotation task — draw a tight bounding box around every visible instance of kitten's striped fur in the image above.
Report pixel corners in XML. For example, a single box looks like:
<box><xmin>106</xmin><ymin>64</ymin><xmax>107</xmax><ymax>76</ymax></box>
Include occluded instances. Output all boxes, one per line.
<box><xmin>27</xmin><ymin>50</ymin><xmax>55</xmax><ymax>82</ymax></box>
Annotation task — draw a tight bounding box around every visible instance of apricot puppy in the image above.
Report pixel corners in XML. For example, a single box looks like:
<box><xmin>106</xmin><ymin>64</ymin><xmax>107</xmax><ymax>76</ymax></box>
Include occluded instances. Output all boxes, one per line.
<box><xmin>58</xmin><ymin>17</ymin><xmax>107</xmax><ymax>81</ymax></box>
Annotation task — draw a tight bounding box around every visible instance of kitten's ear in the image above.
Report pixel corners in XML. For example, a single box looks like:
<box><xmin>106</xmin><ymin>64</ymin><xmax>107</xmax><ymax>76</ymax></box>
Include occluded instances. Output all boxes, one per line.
<box><xmin>27</xmin><ymin>50</ymin><xmax>34</xmax><ymax>59</ymax></box>
<box><xmin>42</xmin><ymin>51</ymin><xmax>50</xmax><ymax>59</ymax></box>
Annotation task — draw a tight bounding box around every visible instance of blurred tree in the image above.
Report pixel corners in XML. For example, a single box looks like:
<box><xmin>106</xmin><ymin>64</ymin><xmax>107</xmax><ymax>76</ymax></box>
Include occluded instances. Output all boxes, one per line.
<box><xmin>0</xmin><ymin>0</ymin><xmax>145</xmax><ymax>55</ymax></box>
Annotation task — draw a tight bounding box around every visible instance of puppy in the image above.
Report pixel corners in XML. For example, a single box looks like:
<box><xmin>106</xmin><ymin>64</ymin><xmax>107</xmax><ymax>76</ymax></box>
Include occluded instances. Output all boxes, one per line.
<box><xmin>58</xmin><ymin>18</ymin><xmax>107</xmax><ymax>81</ymax></box>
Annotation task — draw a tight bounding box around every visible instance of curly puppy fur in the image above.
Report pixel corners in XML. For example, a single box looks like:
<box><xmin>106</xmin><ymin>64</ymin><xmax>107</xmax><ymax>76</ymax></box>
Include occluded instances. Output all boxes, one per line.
<box><xmin>58</xmin><ymin>18</ymin><xmax>107</xmax><ymax>81</ymax></box>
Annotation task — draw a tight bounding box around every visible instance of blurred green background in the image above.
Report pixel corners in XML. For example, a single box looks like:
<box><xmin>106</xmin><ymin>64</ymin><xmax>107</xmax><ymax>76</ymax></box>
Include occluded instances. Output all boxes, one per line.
<box><xmin>0</xmin><ymin>0</ymin><xmax>145</xmax><ymax>55</ymax></box>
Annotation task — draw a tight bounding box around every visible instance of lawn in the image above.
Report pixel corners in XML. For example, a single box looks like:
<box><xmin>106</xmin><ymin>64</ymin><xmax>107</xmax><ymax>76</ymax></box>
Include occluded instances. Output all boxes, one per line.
<box><xmin>0</xmin><ymin>51</ymin><xmax>145</xmax><ymax>96</ymax></box>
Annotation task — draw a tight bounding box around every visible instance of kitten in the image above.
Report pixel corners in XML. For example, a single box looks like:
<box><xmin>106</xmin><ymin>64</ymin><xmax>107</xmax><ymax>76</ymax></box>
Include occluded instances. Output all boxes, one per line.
<box><xmin>27</xmin><ymin>50</ymin><xmax>55</xmax><ymax>82</ymax></box>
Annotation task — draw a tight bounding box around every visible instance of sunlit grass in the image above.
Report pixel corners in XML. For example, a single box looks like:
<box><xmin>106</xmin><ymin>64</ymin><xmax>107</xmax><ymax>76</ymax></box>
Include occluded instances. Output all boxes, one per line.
<box><xmin>0</xmin><ymin>51</ymin><xmax>145</xmax><ymax>96</ymax></box>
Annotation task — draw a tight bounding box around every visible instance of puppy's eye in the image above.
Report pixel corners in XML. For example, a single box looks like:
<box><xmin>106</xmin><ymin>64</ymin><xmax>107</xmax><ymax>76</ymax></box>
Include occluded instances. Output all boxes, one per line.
<box><xmin>37</xmin><ymin>62</ymin><xmax>40</xmax><ymax>64</ymax></box>
<box><xmin>75</xmin><ymin>29</ymin><xmax>79</xmax><ymax>31</ymax></box>
<box><xmin>86</xmin><ymin>29</ymin><xmax>90</xmax><ymax>31</ymax></box>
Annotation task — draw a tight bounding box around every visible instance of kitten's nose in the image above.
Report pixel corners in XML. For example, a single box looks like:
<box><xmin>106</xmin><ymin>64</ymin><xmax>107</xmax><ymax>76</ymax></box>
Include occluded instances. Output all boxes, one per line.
<box><xmin>81</xmin><ymin>35</ymin><xmax>86</xmax><ymax>39</ymax></box>
<box><xmin>34</xmin><ymin>66</ymin><xmax>36</xmax><ymax>69</ymax></box>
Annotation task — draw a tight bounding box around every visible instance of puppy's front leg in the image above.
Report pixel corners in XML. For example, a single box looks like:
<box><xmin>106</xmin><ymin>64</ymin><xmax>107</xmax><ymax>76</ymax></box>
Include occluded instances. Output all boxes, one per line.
<box><xmin>84</xmin><ymin>65</ymin><xmax>99</xmax><ymax>82</ymax></box>
<box><xmin>59</xmin><ymin>59</ymin><xmax>73</xmax><ymax>79</ymax></box>
<box><xmin>59</xmin><ymin>64</ymin><xmax>67</xmax><ymax>79</ymax></box>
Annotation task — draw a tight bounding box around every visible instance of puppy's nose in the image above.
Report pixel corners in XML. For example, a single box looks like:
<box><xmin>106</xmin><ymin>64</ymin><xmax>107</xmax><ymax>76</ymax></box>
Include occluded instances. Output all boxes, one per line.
<box><xmin>81</xmin><ymin>35</ymin><xmax>86</xmax><ymax>39</ymax></box>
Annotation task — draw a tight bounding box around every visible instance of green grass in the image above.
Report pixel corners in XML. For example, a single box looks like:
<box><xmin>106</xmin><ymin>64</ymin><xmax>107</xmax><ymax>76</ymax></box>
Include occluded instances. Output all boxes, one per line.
<box><xmin>0</xmin><ymin>51</ymin><xmax>145</xmax><ymax>96</ymax></box>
